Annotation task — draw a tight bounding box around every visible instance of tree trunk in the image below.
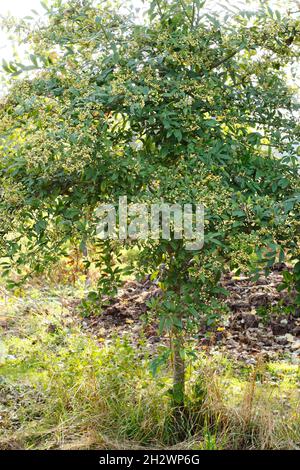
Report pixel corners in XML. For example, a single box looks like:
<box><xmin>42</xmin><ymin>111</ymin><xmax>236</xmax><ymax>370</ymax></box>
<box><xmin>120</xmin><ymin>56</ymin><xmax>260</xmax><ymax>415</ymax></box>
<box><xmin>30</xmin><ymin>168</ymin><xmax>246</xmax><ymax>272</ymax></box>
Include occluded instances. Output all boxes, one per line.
<box><xmin>172</xmin><ymin>331</ymin><xmax>185</xmax><ymax>409</ymax></box>
<box><xmin>81</xmin><ymin>241</ymin><xmax>90</xmax><ymax>288</ymax></box>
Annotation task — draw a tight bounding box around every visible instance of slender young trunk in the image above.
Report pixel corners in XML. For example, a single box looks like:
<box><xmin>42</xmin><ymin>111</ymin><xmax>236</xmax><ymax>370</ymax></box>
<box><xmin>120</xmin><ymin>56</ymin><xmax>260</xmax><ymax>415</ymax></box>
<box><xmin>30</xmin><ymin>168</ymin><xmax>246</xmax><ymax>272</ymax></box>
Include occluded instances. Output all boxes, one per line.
<box><xmin>172</xmin><ymin>283</ymin><xmax>185</xmax><ymax>411</ymax></box>
<box><xmin>81</xmin><ymin>241</ymin><xmax>90</xmax><ymax>288</ymax></box>
<box><xmin>172</xmin><ymin>330</ymin><xmax>185</xmax><ymax>409</ymax></box>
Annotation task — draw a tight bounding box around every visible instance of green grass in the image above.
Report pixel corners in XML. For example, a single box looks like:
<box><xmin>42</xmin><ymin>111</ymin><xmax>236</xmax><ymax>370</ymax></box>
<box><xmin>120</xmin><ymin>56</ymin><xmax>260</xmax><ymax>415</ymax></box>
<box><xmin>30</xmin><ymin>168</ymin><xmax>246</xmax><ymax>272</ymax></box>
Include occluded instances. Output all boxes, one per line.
<box><xmin>1</xmin><ymin>284</ymin><xmax>300</xmax><ymax>450</ymax></box>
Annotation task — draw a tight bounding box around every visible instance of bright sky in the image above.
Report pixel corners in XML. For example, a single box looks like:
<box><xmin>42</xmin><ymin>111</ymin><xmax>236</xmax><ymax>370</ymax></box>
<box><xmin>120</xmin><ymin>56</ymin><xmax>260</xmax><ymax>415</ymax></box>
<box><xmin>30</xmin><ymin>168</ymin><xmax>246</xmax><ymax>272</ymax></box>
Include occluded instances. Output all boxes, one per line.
<box><xmin>0</xmin><ymin>0</ymin><xmax>44</xmax><ymax>17</ymax></box>
<box><xmin>0</xmin><ymin>0</ymin><xmax>44</xmax><ymax>64</ymax></box>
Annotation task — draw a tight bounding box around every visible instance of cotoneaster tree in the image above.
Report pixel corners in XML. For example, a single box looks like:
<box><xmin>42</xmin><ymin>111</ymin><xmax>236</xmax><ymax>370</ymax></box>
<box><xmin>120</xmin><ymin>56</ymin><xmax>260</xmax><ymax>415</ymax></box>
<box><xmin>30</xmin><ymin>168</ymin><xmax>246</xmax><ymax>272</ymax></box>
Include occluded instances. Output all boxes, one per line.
<box><xmin>0</xmin><ymin>0</ymin><xmax>299</xmax><ymax>412</ymax></box>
